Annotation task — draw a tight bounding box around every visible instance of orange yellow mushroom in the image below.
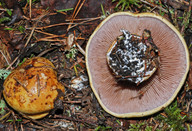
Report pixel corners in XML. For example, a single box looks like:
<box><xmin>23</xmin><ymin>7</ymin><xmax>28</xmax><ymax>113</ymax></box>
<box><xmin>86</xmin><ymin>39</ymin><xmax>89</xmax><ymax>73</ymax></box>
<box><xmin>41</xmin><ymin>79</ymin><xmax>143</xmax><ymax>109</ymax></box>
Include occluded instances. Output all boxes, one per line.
<box><xmin>3</xmin><ymin>57</ymin><xmax>65</xmax><ymax>119</ymax></box>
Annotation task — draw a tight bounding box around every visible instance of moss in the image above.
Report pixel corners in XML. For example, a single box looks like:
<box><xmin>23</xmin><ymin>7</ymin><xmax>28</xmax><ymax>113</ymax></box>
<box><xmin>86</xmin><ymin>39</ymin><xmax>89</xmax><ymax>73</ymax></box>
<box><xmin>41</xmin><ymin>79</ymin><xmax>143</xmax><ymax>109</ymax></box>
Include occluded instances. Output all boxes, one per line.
<box><xmin>112</xmin><ymin>0</ymin><xmax>140</xmax><ymax>11</ymax></box>
<box><xmin>0</xmin><ymin>69</ymin><xmax>11</xmax><ymax>80</ymax></box>
<box><xmin>155</xmin><ymin>101</ymin><xmax>186</xmax><ymax>131</ymax></box>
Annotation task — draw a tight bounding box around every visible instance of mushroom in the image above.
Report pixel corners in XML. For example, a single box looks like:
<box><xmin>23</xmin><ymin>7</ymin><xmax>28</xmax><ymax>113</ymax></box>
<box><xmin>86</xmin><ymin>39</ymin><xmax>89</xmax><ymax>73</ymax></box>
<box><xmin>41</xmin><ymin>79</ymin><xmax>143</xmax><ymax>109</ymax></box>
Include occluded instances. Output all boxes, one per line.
<box><xmin>3</xmin><ymin>57</ymin><xmax>65</xmax><ymax>119</ymax></box>
<box><xmin>86</xmin><ymin>12</ymin><xmax>190</xmax><ymax>118</ymax></box>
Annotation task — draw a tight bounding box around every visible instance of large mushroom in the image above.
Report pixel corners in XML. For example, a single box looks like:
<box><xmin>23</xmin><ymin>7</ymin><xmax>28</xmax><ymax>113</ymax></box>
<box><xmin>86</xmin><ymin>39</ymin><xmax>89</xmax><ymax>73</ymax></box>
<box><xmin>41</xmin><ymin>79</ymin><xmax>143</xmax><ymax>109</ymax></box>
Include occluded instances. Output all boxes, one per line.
<box><xmin>86</xmin><ymin>12</ymin><xmax>190</xmax><ymax>118</ymax></box>
<box><xmin>3</xmin><ymin>57</ymin><xmax>65</xmax><ymax>119</ymax></box>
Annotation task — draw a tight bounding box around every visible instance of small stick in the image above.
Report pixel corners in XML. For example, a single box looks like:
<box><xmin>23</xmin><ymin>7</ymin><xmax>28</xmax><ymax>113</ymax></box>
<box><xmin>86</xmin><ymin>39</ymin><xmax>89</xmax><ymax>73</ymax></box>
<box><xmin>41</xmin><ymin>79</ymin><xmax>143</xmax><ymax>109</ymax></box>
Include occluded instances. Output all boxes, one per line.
<box><xmin>76</xmin><ymin>43</ymin><xmax>86</xmax><ymax>56</ymax></box>
<box><xmin>35</xmin><ymin>16</ymin><xmax>100</xmax><ymax>30</ymax></box>
<box><xmin>6</xmin><ymin>13</ymin><xmax>48</xmax><ymax>70</ymax></box>
<box><xmin>6</xmin><ymin>25</ymin><xmax>36</xmax><ymax>70</ymax></box>
<box><xmin>19</xmin><ymin>112</ymin><xmax>55</xmax><ymax>130</ymax></box>
<box><xmin>35</xmin><ymin>29</ymin><xmax>58</xmax><ymax>36</ymax></box>
<box><xmin>23</xmin><ymin>12</ymin><xmax>57</xmax><ymax>21</ymax></box>
<box><xmin>72</xmin><ymin>0</ymin><xmax>81</xmax><ymax>19</ymax></box>
<box><xmin>36</xmin><ymin>38</ymin><xmax>65</xmax><ymax>42</ymax></box>
<box><xmin>36</xmin><ymin>74</ymin><xmax>40</xmax><ymax>97</ymax></box>
<box><xmin>62</xmin><ymin>82</ymin><xmax>76</xmax><ymax>93</ymax></box>
<box><xmin>37</xmin><ymin>47</ymin><xmax>58</xmax><ymax>57</ymax></box>
<box><xmin>29</xmin><ymin>0</ymin><xmax>32</xmax><ymax>18</ymax></box>
<box><xmin>66</xmin><ymin>17</ymin><xmax>100</xmax><ymax>21</ymax></box>
<box><xmin>0</xmin><ymin>111</ymin><xmax>11</xmax><ymax>121</ymax></box>
<box><xmin>35</xmin><ymin>29</ymin><xmax>85</xmax><ymax>41</ymax></box>
<box><xmin>20</xmin><ymin>124</ymin><xmax>24</xmax><ymax>131</ymax></box>
<box><xmin>73</xmin><ymin>0</ymin><xmax>86</xmax><ymax>19</ymax></box>
<box><xmin>36</xmin><ymin>22</ymin><xmax>74</xmax><ymax>30</ymax></box>
<box><xmin>140</xmin><ymin>0</ymin><xmax>168</xmax><ymax>13</ymax></box>
<box><xmin>13</xmin><ymin>77</ymin><xmax>29</xmax><ymax>92</ymax></box>
<box><xmin>67</xmin><ymin>0</ymin><xmax>82</xmax><ymax>31</ymax></box>
<box><xmin>54</xmin><ymin>9</ymin><xmax>67</xmax><ymax>15</ymax></box>
<box><xmin>68</xmin><ymin>16</ymin><xmax>101</xmax><ymax>30</ymax></box>
<box><xmin>0</xmin><ymin>8</ymin><xmax>13</xmax><ymax>11</ymax></box>
<box><xmin>0</xmin><ymin>50</ymin><xmax>10</xmax><ymax>65</ymax></box>
<box><xmin>65</xmin><ymin>101</ymin><xmax>81</xmax><ymax>104</ymax></box>
<box><xmin>37</xmin><ymin>34</ymin><xmax>66</xmax><ymax>40</ymax></box>
<box><xmin>73</xmin><ymin>30</ymin><xmax>86</xmax><ymax>56</ymax></box>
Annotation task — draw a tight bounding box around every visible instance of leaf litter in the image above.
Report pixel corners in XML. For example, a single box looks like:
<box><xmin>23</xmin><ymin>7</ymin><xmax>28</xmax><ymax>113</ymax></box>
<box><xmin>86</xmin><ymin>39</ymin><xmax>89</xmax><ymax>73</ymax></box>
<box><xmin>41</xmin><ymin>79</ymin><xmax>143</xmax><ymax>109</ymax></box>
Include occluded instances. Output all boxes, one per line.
<box><xmin>0</xmin><ymin>0</ymin><xmax>191</xmax><ymax>130</ymax></box>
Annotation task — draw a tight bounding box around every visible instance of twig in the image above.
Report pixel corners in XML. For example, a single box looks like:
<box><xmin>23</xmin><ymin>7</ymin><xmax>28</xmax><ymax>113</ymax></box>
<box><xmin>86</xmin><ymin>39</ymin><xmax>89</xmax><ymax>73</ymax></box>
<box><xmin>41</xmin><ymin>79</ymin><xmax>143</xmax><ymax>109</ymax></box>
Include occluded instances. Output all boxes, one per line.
<box><xmin>35</xmin><ymin>22</ymin><xmax>74</xmax><ymax>30</ymax></box>
<box><xmin>0</xmin><ymin>50</ymin><xmax>10</xmax><ymax>65</ymax></box>
<box><xmin>11</xmin><ymin>111</ymin><xmax>18</xmax><ymax>131</ymax></box>
<box><xmin>36</xmin><ymin>33</ymin><xmax>65</xmax><ymax>40</ymax></box>
<box><xmin>73</xmin><ymin>0</ymin><xmax>86</xmax><ymax>19</ymax></box>
<box><xmin>23</xmin><ymin>12</ymin><xmax>57</xmax><ymax>21</ymax></box>
<box><xmin>19</xmin><ymin>112</ymin><xmax>55</xmax><ymax>130</ymax></box>
<box><xmin>66</xmin><ymin>17</ymin><xmax>100</xmax><ymax>21</ymax></box>
<box><xmin>68</xmin><ymin>16</ymin><xmax>101</xmax><ymax>30</ymax></box>
<box><xmin>76</xmin><ymin>43</ymin><xmax>86</xmax><ymax>56</ymax></box>
<box><xmin>67</xmin><ymin>0</ymin><xmax>86</xmax><ymax>31</ymax></box>
<box><xmin>35</xmin><ymin>29</ymin><xmax>57</xmax><ymax>36</ymax></box>
<box><xmin>70</xmin><ymin>57</ymin><xmax>85</xmax><ymax>70</ymax></box>
<box><xmin>6</xmin><ymin>13</ymin><xmax>48</xmax><ymax>70</ymax></box>
<box><xmin>35</xmin><ymin>16</ymin><xmax>100</xmax><ymax>30</ymax></box>
<box><xmin>183</xmin><ymin>0</ymin><xmax>192</xmax><ymax>5</ymax></box>
<box><xmin>0</xmin><ymin>111</ymin><xmax>11</xmax><ymax>121</ymax></box>
<box><xmin>65</xmin><ymin>101</ymin><xmax>81</xmax><ymax>104</ymax></box>
<box><xmin>67</xmin><ymin>0</ymin><xmax>82</xmax><ymax>31</ymax></box>
<box><xmin>54</xmin><ymin>9</ymin><xmax>67</xmax><ymax>15</ymax></box>
<box><xmin>37</xmin><ymin>39</ymin><xmax>65</xmax><ymax>42</ymax></box>
<box><xmin>36</xmin><ymin>74</ymin><xmax>40</xmax><ymax>97</ymax></box>
<box><xmin>6</xmin><ymin>24</ymin><xmax>36</xmax><ymax>70</ymax></box>
<box><xmin>140</xmin><ymin>0</ymin><xmax>168</xmax><ymax>13</ymax></box>
<box><xmin>72</xmin><ymin>0</ymin><xmax>81</xmax><ymax>19</ymax></box>
<box><xmin>0</xmin><ymin>8</ymin><xmax>13</xmax><ymax>11</ymax></box>
<box><xmin>20</xmin><ymin>124</ymin><xmax>24</xmax><ymax>131</ymax></box>
<box><xmin>29</xmin><ymin>0</ymin><xmax>32</xmax><ymax>18</ymax></box>
<box><xmin>73</xmin><ymin>30</ymin><xmax>86</xmax><ymax>56</ymax></box>
<box><xmin>37</xmin><ymin>47</ymin><xmax>58</xmax><ymax>57</ymax></box>
<box><xmin>35</xmin><ymin>30</ymin><xmax>85</xmax><ymax>41</ymax></box>
<box><xmin>62</xmin><ymin>82</ymin><xmax>76</xmax><ymax>93</ymax></box>
<box><xmin>27</xmin><ymin>124</ymin><xmax>44</xmax><ymax>130</ymax></box>
<box><xmin>13</xmin><ymin>77</ymin><xmax>29</xmax><ymax>92</ymax></box>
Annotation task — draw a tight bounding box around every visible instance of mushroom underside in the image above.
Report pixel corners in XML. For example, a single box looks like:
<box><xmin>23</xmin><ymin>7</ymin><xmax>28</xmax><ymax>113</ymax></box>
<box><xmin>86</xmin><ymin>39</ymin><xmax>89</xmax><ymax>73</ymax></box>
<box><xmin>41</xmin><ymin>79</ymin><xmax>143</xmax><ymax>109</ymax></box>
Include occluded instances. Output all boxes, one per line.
<box><xmin>86</xmin><ymin>13</ymin><xmax>189</xmax><ymax>116</ymax></box>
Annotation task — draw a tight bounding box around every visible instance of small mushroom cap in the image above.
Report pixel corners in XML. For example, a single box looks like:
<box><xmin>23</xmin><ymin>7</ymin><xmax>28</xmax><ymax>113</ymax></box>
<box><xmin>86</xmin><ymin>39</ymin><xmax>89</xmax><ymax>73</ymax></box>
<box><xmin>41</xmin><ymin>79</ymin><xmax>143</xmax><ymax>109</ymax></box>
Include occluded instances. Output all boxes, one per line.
<box><xmin>86</xmin><ymin>12</ymin><xmax>190</xmax><ymax>118</ymax></box>
<box><xmin>3</xmin><ymin>57</ymin><xmax>65</xmax><ymax>119</ymax></box>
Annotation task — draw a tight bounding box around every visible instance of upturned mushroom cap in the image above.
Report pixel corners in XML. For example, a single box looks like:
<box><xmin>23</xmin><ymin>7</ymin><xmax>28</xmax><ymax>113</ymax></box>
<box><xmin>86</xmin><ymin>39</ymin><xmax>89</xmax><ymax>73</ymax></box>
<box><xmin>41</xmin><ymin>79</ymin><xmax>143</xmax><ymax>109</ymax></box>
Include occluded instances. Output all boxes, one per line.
<box><xmin>86</xmin><ymin>12</ymin><xmax>190</xmax><ymax>118</ymax></box>
<box><xmin>3</xmin><ymin>57</ymin><xmax>65</xmax><ymax>119</ymax></box>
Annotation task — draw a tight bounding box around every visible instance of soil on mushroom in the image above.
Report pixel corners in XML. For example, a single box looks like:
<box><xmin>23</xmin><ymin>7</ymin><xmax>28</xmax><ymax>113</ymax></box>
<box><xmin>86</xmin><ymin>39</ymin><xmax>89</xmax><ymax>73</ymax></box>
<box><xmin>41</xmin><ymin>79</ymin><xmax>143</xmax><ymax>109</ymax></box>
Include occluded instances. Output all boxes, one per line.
<box><xmin>107</xmin><ymin>29</ymin><xmax>160</xmax><ymax>85</ymax></box>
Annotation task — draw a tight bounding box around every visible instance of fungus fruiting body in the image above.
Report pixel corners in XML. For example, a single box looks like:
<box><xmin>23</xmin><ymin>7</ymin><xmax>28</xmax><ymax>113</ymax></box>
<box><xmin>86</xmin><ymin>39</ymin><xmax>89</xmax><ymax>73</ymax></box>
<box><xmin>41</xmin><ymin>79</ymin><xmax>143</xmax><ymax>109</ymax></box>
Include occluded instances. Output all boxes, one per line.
<box><xmin>3</xmin><ymin>57</ymin><xmax>65</xmax><ymax>119</ymax></box>
<box><xmin>86</xmin><ymin>12</ymin><xmax>190</xmax><ymax>118</ymax></box>
<box><xmin>107</xmin><ymin>29</ymin><xmax>160</xmax><ymax>85</ymax></box>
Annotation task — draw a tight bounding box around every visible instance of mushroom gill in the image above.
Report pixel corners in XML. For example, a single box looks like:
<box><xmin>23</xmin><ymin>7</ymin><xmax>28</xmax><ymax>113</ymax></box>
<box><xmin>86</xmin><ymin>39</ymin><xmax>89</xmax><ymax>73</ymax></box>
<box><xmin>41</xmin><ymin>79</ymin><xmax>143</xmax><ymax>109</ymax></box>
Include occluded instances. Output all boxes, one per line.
<box><xmin>86</xmin><ymin>12</ymin><xmax>190</xmax><ymax>118</ymax></box>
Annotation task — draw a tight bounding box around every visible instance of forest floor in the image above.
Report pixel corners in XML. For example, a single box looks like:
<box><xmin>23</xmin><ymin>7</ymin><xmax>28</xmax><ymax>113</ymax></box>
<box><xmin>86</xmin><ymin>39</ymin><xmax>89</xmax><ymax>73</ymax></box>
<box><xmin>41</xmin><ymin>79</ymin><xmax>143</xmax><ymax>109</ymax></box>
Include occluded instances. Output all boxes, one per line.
<box><xmin>0</xmin><ymin>0</ymin><xmax>192</xmax><ymax>130</ymax></box>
